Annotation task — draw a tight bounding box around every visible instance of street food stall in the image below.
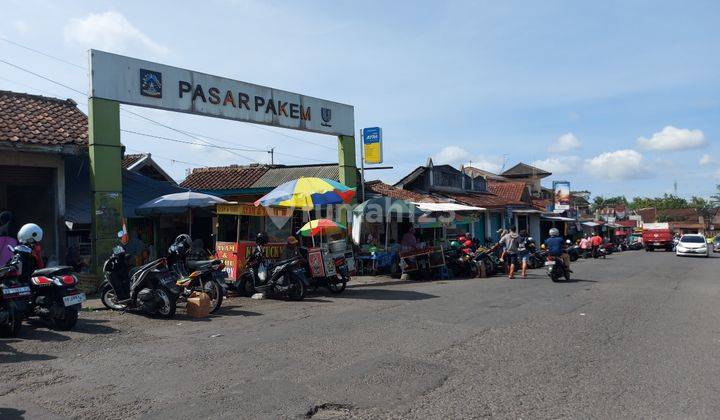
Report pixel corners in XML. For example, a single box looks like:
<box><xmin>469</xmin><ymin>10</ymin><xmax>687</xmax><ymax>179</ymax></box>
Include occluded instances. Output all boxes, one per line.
<box><xmin>299</xmin><ymin>219</ymin><xmax>355</xmax><ymax>279</ymax></box>
<box><xmin>215</xmin><ymin>203</ymin><xmax>293</xmax><ymax>281</ymax></box>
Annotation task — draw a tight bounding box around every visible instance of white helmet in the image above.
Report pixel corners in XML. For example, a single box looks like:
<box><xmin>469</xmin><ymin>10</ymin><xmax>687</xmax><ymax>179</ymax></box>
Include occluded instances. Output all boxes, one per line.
<box><xmin>549</xmin><ymin>228</ymin><xmax>560</xmax><ymax>237</ymax></box>
<box><xmin>18</xmin><ymin>223</ymin><xmax>43</xmax><ymax>244</ymax></box>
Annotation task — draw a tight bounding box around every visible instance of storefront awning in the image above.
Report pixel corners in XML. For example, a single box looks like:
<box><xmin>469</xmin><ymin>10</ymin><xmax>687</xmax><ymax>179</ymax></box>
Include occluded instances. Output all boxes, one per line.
<box><xmin>582</xmin><ymin>221</ymin><xmax>601</xmax><ymax>227</ymax></box>
<box><xmin>511</xmin><ymin>208</ymin><xmax>542</xmax><ymax>214</ymax></box>
<box><xmin>541</xmin><ymin>215</ymin><xmax>577</xmax><ymax>222</ymax></box>
<box><xmin>412</xmin><ymin>202</ymin><xmax>486</xmax><ymax>212</ymax></box>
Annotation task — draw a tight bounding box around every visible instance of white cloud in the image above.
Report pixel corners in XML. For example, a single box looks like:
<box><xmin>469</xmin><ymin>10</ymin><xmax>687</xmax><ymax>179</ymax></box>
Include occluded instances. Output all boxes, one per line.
<box><xmin>547</xmin><ymin>132</ymin><xmax>581</xmax><ymax>153</ymax></box>
<box><xmin>13</xmin><ymin>21</ymin><xmax>30</xmax><ymax>33</ymax></box>
<box><xmin>699</xmin><ymin>154</ymin><xmax>715</xmax><ymax>166</ymax></box>
<box><xmin>531</xmin><ymin>156</ymin><xmax>580</xmax><ymax>174</ymax></box>
<box><xmin>432</xmin><ymin>146</ymin><xmax>503</xmax><ymax>173</ymax></box>
<box><xmin>585</xmin><ymin>149</ymin><xmax>651</xmax><ymax>180</ymax></box>
<box><xmin>636</xmin><ymin>126</ymin><xmax>707</xmax><ymax>151</ymax></box>
<box><xmin>64</xmin><ymin>11</ymin><xmax>169</xmax><ymax>57</ymax></box>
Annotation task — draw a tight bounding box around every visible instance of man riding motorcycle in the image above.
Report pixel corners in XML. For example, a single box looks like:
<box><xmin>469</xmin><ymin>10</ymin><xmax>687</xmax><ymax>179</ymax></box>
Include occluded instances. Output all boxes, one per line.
<box><xmin>544</xmin><ymin>228</ymin><xmax>571</xmax><ymax>272</ymax></box>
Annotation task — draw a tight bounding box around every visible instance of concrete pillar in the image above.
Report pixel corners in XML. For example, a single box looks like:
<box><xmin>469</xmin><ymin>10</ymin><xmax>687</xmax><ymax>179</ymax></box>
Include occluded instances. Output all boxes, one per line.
<box><xmin>88</xmin><ymin>98</ymin><xmax>124</xmax><ymax>273</ymax></box>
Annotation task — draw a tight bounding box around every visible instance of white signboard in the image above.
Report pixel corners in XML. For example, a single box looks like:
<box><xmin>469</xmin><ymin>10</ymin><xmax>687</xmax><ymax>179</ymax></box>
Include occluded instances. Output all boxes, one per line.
<box><xmin>89</xmin><ymin>50</ymin><xmax>354</xmax><ymax>136</ymax></box>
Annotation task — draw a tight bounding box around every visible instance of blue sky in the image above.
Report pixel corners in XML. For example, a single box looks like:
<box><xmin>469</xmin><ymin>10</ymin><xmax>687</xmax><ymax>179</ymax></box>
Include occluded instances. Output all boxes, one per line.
<box><xmin>1</xmin><ymin>0</ymin><xmax>719</xmax><ymax>198</ymax></box>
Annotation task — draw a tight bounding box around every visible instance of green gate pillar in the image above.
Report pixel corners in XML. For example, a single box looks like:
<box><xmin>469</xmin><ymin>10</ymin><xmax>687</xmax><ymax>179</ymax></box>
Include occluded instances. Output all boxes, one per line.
<box><xmin>337</xmin><ymin>135</ymin><xmax>358</xmax><ymax>193</ymax></box>
<box><xmin>88</xmin><ymin>98</ymin><xmax>124</xmax><ymax>274</ymax></box>
<box><xmin>337</xmin><ymin>135</ymin><xmax>357</xmax><ymax>226</ymax></box>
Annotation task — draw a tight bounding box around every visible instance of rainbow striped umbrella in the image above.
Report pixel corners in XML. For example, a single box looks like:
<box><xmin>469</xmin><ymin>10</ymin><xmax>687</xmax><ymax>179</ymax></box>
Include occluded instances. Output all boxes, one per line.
<box><xmin>254</xmin><ymin>177</ymin><xmax>355</xmax><ymax>209</ymax></box>
<box><xmin>298</xmin><ymin>219</ymin><xmax>346</xmax><ymax>237</ymax></box>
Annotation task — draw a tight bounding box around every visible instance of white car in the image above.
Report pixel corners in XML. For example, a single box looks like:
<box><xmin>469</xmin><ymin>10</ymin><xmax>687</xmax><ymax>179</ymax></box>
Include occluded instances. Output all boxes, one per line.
<box><xmin>675</xmin><ymin>234</ymin><xmax>710</xmax><ymax>257</ymax></box>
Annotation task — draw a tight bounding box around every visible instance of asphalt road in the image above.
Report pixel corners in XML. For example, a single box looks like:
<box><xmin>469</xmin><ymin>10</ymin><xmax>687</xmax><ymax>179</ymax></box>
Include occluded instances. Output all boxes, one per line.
<box><xmin>2</xmin><ymin>250</ymin><xmax>719</xmax><ymax>419</ymax></box>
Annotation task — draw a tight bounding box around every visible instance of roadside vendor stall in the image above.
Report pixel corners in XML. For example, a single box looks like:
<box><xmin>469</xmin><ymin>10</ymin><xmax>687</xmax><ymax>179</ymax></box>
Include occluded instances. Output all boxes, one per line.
<box><xmin>351</xmin><ymin>197</ymin><xmax>419</xmax><ymax>275</ymax></box>
<box><xmin>215</xmin><ymin>203</ymin><xmax>293</xmax><ymax>281</ymax></box>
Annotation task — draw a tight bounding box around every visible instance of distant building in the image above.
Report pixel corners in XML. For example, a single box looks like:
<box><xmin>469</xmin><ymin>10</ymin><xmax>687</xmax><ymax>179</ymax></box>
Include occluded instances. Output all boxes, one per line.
<box><xmin>122</xmin><ymin>153</ymin><xmax>175</xmax><ymax>184</ymax></box>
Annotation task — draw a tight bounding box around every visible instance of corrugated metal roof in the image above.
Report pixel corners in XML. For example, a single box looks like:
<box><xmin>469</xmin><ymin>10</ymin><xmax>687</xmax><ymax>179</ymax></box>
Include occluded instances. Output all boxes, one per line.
<box><xmin>252</xmin><ymin>164</ymin><xmax>339</xmax><ymax>188</ymax></box>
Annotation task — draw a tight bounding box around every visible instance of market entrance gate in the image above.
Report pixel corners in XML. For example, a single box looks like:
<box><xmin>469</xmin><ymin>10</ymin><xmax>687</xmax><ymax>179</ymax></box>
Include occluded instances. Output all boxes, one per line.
<box><xmin>88</xmin><ymin>50</ymin><xmax>357</xmax><ymax>271</ymax></box>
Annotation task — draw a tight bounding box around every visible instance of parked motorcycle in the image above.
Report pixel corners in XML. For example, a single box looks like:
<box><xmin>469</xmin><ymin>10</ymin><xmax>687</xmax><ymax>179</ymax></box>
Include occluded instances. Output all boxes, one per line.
<box><xmin>238</xmin><ymin>246</ymin><xmax>307</xmax><ymax>300</ymax></box>
<box><xmin>566</xmin><ymin>241</ymin><xmax>581</xmax><ymax>262</ymax></box>
<box><xmin>445</xmin><ymin>245</ymin><xmax>479</xmax><ymax>278</ymax></box>
<box><xmin>6</xmin><ymin>244</ymin><xmax>84</xmax><ymax>330</ymax></box>
<box><xmin>0</xmin><ymin>265</ymin><xmax>31</xmax><ymax>337</ymax></box>
<box><xmin>99</xmin><ymin>243</ymin><xmax>179</xmax><ymax>318</ymax></box>
<box><xmin>236</xmin><ymin>234</ymin><xmax>307</xmax><ymax>300</ymax></box>
<box><xmin>166</xmin><ymin>234</ymin><xmax>226</xmax><ymax>313</ymax></box>
<box><xmin>545</xmin><ymin>255</ymin><xmax>571</xmax><ymax>282</ymax></box>
<box><xmin>527</xmin><ymin>249</ymin><xmax>547</xmax><ymax>269</ymax></box>
<box><xmin>473</xmin><ymin>248</ymin><xmax>499</xmax><ymax>276</ymax></box>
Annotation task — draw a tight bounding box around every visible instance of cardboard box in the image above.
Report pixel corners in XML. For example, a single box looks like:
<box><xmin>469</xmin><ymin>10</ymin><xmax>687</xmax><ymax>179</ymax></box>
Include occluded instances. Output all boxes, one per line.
<box><xmin>186</xmin><ymin>292</ymin><xmax>211</xmax><ymax>318</ymax></box>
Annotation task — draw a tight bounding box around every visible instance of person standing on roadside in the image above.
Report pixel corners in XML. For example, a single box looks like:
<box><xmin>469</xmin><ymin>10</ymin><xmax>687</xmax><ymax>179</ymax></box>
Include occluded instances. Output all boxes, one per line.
<box><xmin>517</xmin><ymin>229</ymin><xmax>530</xmax><ymax>278</ymax></box>
<box><xmin>579</xmin><ymin>235</ymin><xmax>590</xmax><ymax>258</ymax></box>
<box><xmin>591</xmin><ymin>232</ymin><xmax>603</xmax><ymax>257</ymax></box>
<box><xmin>498</xmin><ymin>227</ymin><xmax>520</xmax><ymax>279</ymax></box>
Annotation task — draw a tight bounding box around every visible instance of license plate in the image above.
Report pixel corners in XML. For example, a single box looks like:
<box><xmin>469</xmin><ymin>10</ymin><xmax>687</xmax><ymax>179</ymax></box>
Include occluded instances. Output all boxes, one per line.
<box><xmin>3</xmin><ymin>286</ymin><xmax>31</xmax><ymax>297</ymax></box>
<box><xmin>654</xmin><ymin>242</ymin><xmax>661</xmax><ymax>246</ymax></box>
<box><xmin>63</xmin><ymin>292</ymin><xmax>86</xmax><ymax>307</ymax></box>
<box><xmin>545</xmin><ymin>261</ymin><xmax>555</xmax><ymax>266</ymax></box>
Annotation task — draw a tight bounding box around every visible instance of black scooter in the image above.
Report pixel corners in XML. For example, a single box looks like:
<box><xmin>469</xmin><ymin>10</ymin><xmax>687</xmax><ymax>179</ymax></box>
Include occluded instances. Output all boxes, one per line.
<box><xmin>545</xmin><ymin>254</ymin><xmax>571</xmax><ymax>282</ymax></box>
<box><xmin>0</xmin><ymin>265</ymin><xmax>31</xmax><ymax>337</ymax></box>
<box><xmin>99</xmin><ymin>244</ymin><xmax>179</xmax><ymax>318</ymax></box>
<box><xmin>167</xmin><ymin>239</ymin><xmax>227</xmax><ymax>313</ymax></box>
<box><xmin>4</xmin><ymin>245</ymin><xmax>83</xmax><ymax>330</ymax></box>
<box><xmin>236</xmin><ymin>244</ymin><xmax>307</xmax><ymax>300</ymax></box>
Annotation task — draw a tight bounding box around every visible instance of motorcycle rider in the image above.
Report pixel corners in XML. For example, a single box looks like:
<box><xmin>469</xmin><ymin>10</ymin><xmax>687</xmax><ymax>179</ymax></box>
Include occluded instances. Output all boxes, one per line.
<box><xmin>6</xmin><ymin>223</ymin><xmax>45</xmax><ymax>279</ymax></box>
<box><xmin>544</xmin><ymin>228</ymin><xmax>571</xmax><ymax>272</ymax></box>
<box><xmin>590</xmin><ymin>232</ymin><xmax>603</xmax><ymax>258</ymax></box>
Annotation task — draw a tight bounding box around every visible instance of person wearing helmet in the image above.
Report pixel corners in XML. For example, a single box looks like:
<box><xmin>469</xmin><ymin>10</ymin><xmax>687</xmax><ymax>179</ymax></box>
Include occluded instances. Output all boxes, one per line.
<box><xmin>544</xmin><ymin>228</ymin><xmax>571</xmax><ymax>270</ymax></box>
<box><xmin>14</xmin><ymin>223</ymin><xmax>45</xmax><ymax>274</ymax></box>
<box><xmin>255</xmin><ymin>231</ymin><xmax>269</xmax><ymax>246</ymax></box>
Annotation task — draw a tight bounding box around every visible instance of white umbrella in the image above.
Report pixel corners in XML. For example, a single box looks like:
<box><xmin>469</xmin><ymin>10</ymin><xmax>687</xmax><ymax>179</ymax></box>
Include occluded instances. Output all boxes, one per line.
<box><xmin>136</xmin><ymin>191</ymin><xmax>229</xmax><ymax>236</ymax></box>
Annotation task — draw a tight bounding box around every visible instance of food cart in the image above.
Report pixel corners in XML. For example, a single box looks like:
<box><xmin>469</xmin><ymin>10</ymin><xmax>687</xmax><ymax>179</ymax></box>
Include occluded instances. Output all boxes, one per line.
<box><xmin>398</xmin><ymin>246</ymin><xmax>446</xmax><ymax>277</ymax></box>
<box><xmin>214</xmin><ymin>203</ymin><xmax>293</xmax><ymax>281</ymax></box>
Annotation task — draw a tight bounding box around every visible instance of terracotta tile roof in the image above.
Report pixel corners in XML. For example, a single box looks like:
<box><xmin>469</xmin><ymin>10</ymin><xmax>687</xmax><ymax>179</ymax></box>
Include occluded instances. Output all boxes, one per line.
<box><xmin>443</xmin><ymin>192</ymin><xmax>512</xmax><ymax>209</ymax></box>
<box><xmin>365</xmin><ymin>180</ymin><xmax>439</xmax><ymax>202</ymax></box>
<box><xmin>180</xmin><ymin>164</ymin><xmax>270</xmax><ymax>190</ymax></box>
<box><xmin>532</xmin><ymin>198</ymin><xmax>553</xmax><ymax>211</ymax></box>
<box><xmin>487</xmin><ymin>181</ymin><xmax>528</xmax><ymax>205</ymax></box>
<box><xmin>122</xmin><ymin>153</ymin><xmax>145</xmax><ymax>168</ymax></box>
<box><xmin>0</xmin><ymin>90</ymin><xmax>88</xmax><ymax>147</ymax></box>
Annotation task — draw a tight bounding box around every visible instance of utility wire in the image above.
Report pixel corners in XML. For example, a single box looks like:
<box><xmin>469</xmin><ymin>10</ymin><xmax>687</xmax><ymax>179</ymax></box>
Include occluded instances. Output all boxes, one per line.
<box><xmin>121</xmin><ymin>129</ymin><xmax>268</xmax><ymax>152</ymax></box>
<box><xmin>0</xmin><ymin>58</ymin><xmax>86</xmax><ymax>96</ymax></box>
<box><xmin>125</xmin><ymin>147</ymin><xmax>205</xmax><ymax>167</ymax></box>
<box><xmin>1</xmin><ymin>37</ymin><xmax>87</xmax><ymax>70</ymax></box>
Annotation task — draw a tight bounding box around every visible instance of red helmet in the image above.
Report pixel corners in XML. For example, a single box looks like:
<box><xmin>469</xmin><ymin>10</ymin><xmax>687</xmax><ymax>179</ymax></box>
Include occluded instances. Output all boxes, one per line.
<box><xmin>458</xmin><ymin>236</ymin><xmax>466</xmax><ymax>242</ymax></box>
<box><xmin>463</xmin><ymin>240</ymin><xmax>473</xmax><ymax>248</ymax></box>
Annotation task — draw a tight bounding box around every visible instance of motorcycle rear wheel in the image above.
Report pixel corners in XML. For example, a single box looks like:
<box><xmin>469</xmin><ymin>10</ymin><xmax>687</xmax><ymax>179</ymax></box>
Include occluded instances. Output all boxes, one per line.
<box><xmin>287</xmin><ymin>276</ymin><xmax>306</xmax><ymax>301</ymax></box>
<box><xmin>100</xmin><ymin>285</ymin><xmax>127</xmax><ymax>311</ymax></box>
<box><xmin>203</xmin><ymin>279</ymin><xmax>224</xmax><ymax>313</ymax></box>
<box><xmin>327</xmin><ymin>276</ymin><xmax>347</xmax><ymax>294</ymax></box>
<box><xmin>155</xmin><ymin>288</ymin><xmax>177</xmax><ymax>318</ymax></box>
<box><xmin>52</xmin><ymin>307</ymin><xmax>78</xmax><ymax>331</ymax></box>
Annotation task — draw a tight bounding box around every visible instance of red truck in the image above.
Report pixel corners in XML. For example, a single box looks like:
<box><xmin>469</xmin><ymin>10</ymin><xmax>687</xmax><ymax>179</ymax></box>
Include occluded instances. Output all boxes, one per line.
<box><xmin>642</xmin><ymin>223</ymin><xmax>674</xmax><ymax>252</ymax></box>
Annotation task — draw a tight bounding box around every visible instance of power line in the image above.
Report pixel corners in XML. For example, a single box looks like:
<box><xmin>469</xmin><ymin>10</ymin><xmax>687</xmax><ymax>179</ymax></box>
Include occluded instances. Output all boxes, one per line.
<box><xmin>120</xmin><ymin>108</ymin><xmax>258</xmax><ymax>162</ymax></box>
<box><xmin>0</xmin><ymin>58</ymin><xmax>86</xmax><ymax>96</ymax></box>
<box><xmin>121</xmin><ymin>129</ymin><xmax>269</xmax><ymax>152</ymax></box>
<box><xmin>0</xmin><ymin>37</ymin><xmax>87</xmax><ymax>70</ymax></box>
<box><xmin>124</xmin><ymin>147</ymin><xmax>205</xmax><ymax>167</ymax></box>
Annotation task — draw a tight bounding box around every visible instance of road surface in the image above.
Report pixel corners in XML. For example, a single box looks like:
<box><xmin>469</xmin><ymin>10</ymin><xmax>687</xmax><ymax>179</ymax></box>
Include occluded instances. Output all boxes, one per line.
<box><xmin>2</xmin><ymin>250</ymin><xmax>719</xmax><ymax>419</ymax></box>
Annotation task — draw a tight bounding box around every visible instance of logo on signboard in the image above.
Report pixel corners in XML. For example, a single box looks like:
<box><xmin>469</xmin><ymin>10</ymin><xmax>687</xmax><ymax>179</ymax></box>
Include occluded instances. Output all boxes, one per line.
<box><xmin>320</xmin><ymin>107</ymin><xmax>332</xmax><ymax>127</ymax></box>
<box><xmin>140</xmin><ymin>69</ymin><xmax>162</xmax><ymax>98</ymax></box>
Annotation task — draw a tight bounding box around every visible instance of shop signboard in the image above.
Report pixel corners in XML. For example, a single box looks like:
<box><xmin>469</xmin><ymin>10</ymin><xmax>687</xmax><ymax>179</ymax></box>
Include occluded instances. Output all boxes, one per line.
<box><xmin>553</xmin><ymin>181</ymin><xmax>571</xmax><ymax>211</ymax></box>
<box><xmin>90</xmin><ymin>50</ymin><xmax>354</xmax><ymax>136</ymax></box>
<box><xmin>216</xmin><ymin>241</ymin><xmax>286</xmax><ymax>280</ymax></box>
<box><xmin>362</xmin><ymin>127</ymin><xmax>383</xmax><ymax>164</ymax></box>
